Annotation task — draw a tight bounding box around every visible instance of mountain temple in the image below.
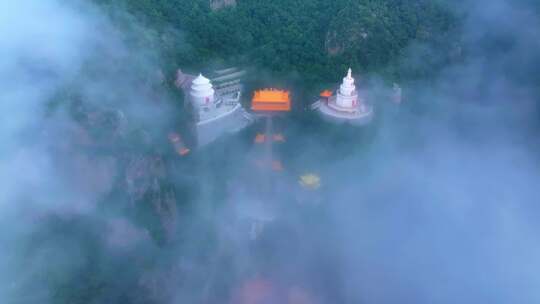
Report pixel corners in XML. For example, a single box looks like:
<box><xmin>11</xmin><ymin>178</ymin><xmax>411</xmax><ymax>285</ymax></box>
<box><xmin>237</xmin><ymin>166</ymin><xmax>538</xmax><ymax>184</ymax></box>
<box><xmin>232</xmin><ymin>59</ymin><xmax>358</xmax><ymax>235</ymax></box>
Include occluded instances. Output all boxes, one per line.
<box><xmin>177</xmin><ymin>69</ymin><xmax>254</xmax><ymax>147</ymax></box>
<box><xmin>314</xmin><ymin>68</ymin><xmax>373</xmax><ymax>125</ymax></box>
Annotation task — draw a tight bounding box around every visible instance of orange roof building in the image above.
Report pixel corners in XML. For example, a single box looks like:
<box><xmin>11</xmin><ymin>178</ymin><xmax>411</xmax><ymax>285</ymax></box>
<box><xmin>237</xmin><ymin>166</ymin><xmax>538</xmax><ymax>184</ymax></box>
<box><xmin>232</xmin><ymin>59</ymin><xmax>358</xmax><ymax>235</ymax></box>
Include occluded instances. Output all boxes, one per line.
<box><xmin>251</xmin><ymin>89</ymin><xmax>291</xmax><ymax>112</ymax></box>
<box><xmin>254</xmin><ymin>134</ymin><xmax>266</xmax><ymax>144</ymax></box>
<box><xmin>254</xmin><ymin>133</ymin><xmax>286</xmax><ymax>144</ymax></box>
<box><xmin>320</xmin><ymin>90</ymin><xmax>333</xmax><ymax>98</ymax></box>
<box><xmin>272</xmin><ymin>134</ymin><xmax>285</xmax><ymax>142</ymax></box>
<box><xmin>168</xmin><ymin>133</ymin><xmax>190</xmax><ymax>156</ymax></box>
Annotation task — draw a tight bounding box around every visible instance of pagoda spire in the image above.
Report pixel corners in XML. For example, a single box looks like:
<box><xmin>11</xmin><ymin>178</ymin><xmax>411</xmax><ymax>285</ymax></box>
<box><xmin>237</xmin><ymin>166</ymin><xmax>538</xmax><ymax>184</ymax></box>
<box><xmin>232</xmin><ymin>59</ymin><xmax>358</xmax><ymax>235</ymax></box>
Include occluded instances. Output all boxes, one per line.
<box><xmin>347</xmin><ymin>68</ymin><xmax>352</xmax><ymax>79</ymax></box>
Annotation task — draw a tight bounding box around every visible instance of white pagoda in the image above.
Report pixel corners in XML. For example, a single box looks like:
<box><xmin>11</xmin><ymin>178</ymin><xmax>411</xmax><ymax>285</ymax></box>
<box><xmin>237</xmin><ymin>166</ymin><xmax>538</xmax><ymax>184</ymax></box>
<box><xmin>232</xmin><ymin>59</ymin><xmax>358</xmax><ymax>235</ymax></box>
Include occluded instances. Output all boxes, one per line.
<box><xmin>189</xmin><ymin>74</ymin><xmax>217</xmax><ymax>116</ymax></box>
<box><xmin>187</xmin><ymin>73</ymin><xmax>253</xmax><ymax>147</ymax></box>
<box><xmin>314</xmin><ymin>68</ymin><xmax>373</xmax><ymax>125</ymax></box>
<box><xmin>190</xmin><ymin>74</ymin><xmax>215</xmax><ymax>110</ymax></box>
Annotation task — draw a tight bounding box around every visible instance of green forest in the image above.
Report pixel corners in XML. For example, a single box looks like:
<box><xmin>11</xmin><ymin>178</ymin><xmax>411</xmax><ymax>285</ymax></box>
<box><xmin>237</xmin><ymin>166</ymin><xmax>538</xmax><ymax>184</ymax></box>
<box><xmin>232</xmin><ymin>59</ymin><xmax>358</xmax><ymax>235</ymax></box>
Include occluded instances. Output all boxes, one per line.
<box><xmin>93</xmin><ymin>0</ymin><xmax>461</xmax><ymax>86</ymax></box>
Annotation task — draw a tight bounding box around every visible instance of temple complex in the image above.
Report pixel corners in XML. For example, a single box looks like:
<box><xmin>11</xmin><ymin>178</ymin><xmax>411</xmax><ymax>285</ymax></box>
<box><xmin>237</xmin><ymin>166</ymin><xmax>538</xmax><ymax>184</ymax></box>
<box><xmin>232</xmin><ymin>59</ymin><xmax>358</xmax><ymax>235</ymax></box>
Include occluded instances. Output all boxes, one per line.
<box><xmin>313</xmin><ymin>68</ymin><xmax>373</xmax><ymax>125</ymax></box>
<box><xmin>227</xmin><ymin>89</ymin><xmax>292</xmax><ymax>241</ymax></box>
<box><xmin>209</xmin><ymin>67</ymin><xmax>246</xmax><ymax>97</ymax></box>
<box><xmin>251</xmin><ymin>89</ymin><xmax>291</xmax><ymax>173</ymax></box>
<box><xmin>177</xmin><ymin>68</ymin><xmax>254</xmax><ymax>147</ymax></box>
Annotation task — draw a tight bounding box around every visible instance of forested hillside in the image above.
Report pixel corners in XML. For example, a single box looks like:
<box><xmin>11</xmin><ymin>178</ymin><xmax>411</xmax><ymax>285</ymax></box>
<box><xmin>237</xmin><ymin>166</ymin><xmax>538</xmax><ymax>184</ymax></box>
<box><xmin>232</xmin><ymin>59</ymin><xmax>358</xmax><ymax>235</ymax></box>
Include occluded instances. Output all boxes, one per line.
<box><xmin>93</xmin><ymin>0</ymin><xmax>461</xmax><ymax>85</ymax></box>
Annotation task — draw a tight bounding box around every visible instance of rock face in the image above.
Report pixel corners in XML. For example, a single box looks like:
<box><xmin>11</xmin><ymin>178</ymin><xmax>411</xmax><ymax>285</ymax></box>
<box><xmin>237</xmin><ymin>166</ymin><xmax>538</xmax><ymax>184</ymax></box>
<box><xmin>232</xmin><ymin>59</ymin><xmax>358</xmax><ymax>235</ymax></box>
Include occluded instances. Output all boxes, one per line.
<box><xmin>70</xmin><ymin>101</ymin><xmax>128</xmax><ymax>148</ymax></box>
<box><xmin>125</xmin><ymin>155</ymin><xmax>166</xmax><ymax>202</ymax></box>
<box><xmin>19</xmin><ymin>105</ymin><xmax>126</xmax><ymax>215</ymax></box>
<box><xmin>324</xmin><ymin>4</ymin><xmax>385</xmax><ymax>59</ymax></box>
<box><xmin>69</xmin><ymin>102</ymin><xmax>180</xmax><ymax>245</ymax></box>
<box><xmin>175</xmin><ymin>69</ymin><xmax>195</xmax><ymax>91</ymax></box>
<box><xmin>125</xmin><ymin>153</ymin><xmax>178</xmax><ymax>244</ymax></box>
<box><xmin>325</xmin><ymin>27</ymin><xmax>368</xmax><ymax>57</ymax></box>
<box><xmin>210</xmin><ymin>0</ymin><xmax>236</xmax><ymax>11</ymax></box>
<box><xmin>325</xmin><ymin>31</ymin><xmax>343</xmax><ymax>56</ymax></box>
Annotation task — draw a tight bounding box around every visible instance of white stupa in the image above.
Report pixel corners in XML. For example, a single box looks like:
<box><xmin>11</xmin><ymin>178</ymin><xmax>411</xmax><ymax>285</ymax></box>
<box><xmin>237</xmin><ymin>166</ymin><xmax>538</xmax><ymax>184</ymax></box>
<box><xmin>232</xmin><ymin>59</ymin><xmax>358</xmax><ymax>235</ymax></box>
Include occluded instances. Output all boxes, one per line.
<box><xmin>186</xmin><ymin>72</ymin><xmax>254</xmax><ymax>147</ymax></box>
<box><xmin>190</xmin><ymin>74</ymin><xmax>215</xmax><ymax>111</ymax></box>
<box><xmin>314</xmin><ymin>68</ymin><xmax>373</xmax><ymax>126</ymax></box>
<box><xmin>336</xmin><ymin>68</ymin><xmax>358</xmax><ymax>108</ymax></box>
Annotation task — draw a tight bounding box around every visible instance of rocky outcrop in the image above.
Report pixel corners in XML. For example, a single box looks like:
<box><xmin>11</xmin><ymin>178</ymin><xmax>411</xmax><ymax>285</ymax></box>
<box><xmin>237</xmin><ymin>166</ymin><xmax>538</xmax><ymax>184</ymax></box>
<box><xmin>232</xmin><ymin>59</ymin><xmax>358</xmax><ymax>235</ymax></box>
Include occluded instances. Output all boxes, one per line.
<box><xmin>175</xmin><ymin>69</ymin><xmax>195</xmax><ymax>91</ymax></box>
<box><xmin>324</xmin><ymin>4</ymin><xmax>382</xmax><ymax>58</ymax></box>
<box><xmin>125</xmin><ymin>154</ymin><xmax>166</xmax><ymax>201</ymax></box>
<box><xmin>325</xmin><ymin>27</ymin><xmax>368</xmax><ymax>57</ymax></box>
<box><xmin>67</xmin><ymin>101</ymin><xmax>180</xmax><ymax>245</ymax></box>
<box><xmin>125</xmin><ymin>153</ymin><xmax>178</xmax><ymax>244</ymax></box>
<box><xmin>325</xmin><ymin>30</ymin><xmax>343</xmax><ymax>56</ymax></box>
<box><xmin>70</xmin><ymin>101</ymin><xmax>128</xmax><ymax>147</ymax></box>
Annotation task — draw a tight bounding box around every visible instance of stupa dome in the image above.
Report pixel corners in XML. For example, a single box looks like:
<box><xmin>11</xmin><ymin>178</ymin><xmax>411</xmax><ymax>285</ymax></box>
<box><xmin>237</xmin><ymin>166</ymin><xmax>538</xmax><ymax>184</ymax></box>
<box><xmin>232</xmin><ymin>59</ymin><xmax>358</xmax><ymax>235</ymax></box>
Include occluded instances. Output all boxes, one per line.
<box><xmin>190</xmin><ymin>74</ymin><xmax>215</xmax><ymax>105</ymax></box>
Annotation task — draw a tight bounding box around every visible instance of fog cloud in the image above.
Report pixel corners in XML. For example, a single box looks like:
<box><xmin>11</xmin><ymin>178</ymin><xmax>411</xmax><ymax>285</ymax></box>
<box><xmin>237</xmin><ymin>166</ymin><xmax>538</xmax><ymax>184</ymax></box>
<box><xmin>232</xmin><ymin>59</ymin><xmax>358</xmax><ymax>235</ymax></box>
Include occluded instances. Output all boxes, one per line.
<box><xmin>1</xmin><ymin>0</ymin><xmax>540</xmax><ymax>304</ymax></box>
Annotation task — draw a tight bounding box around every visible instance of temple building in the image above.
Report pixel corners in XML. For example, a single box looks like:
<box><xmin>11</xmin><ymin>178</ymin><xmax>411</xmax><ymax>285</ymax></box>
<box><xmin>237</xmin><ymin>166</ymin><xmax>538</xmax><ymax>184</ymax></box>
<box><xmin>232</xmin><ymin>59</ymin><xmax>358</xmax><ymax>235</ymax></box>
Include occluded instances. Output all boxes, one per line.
<box><xmin>251</xmin><ymin>89</ymin><xmax>290</xmax><ymax>173</ymax></box>
<box><xmin>178</xmin><ymin>69</ymin><xmax>254</xmax><ymax>147</ymax></box>
<box><xmin>190</xmin><ymin>74</ymin><xmax>215</xmax><ymax>111</ymax></box>
<box><xmin>313</xmin><ymin>68</ymin><xmax>373</xmax><ymax>125</ymax></box>
<box><xmin>209</xmin><ymin>67</ymin><xmax>246</xmax><ymax>97</ymax></box>
<box><xmin>225</xmin><ymin>89</ymin><xmax>292</xmax><ymax>242</ymax></box>
<box><xmin>251</xmin><ymin>89</ymin><xmax>291</xmax><ymax>113</ymax></box>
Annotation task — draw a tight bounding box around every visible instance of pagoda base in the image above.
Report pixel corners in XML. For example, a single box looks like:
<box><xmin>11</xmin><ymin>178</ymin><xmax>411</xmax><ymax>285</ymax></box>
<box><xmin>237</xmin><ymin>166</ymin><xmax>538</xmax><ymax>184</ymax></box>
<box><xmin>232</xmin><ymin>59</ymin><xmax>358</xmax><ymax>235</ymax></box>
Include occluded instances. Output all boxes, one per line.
<box><xmin>196</xmin><ymin>104</ymin><xmax>255</xmax><ymax>147</ymax></box>
<box><xmin>316</xmin><ymin>100</ymin><xmax>373</xmax><ymax>126</ymax></box>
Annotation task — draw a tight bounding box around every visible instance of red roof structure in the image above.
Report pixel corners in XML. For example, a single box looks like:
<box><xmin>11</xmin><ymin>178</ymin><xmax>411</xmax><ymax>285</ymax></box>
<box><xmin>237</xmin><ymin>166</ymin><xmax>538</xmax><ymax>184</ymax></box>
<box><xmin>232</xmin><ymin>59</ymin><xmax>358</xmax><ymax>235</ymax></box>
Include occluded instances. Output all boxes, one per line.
<box><xmin>251</xmin><ymin>89</ymin><xmax>291</xmax><ymax>112</ymax></box>
<box><xmin>168</xmin><ymin>133</ymin><xmax>190</xmax><ymax>156</ymax></box>
<box><xmin>320</xmin><ymin>90</ymin><xmax>333</xmax><ymax>98</ymax></box>
<box><xmin>254</xmin><ymin>134</ymin><xmax>266</xmax><ymax>144</ymax></box>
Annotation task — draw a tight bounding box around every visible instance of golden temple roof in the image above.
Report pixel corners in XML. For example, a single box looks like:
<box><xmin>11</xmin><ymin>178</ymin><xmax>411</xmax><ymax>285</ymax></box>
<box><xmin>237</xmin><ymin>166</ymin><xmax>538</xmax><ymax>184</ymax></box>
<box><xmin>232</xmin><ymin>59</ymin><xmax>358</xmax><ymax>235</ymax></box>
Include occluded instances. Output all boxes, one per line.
<box><xmin>251</xmin><ymin>89</ymin><xmax>291</xmax><ymax>112</ymax></box>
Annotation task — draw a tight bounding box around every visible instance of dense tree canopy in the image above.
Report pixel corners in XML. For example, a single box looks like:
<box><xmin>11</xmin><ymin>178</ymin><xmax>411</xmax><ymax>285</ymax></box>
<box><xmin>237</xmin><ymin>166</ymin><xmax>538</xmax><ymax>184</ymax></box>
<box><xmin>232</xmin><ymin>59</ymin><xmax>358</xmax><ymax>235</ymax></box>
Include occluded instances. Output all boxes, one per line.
<box><xmin>92</xmin><ymin>0</ymin><xmax>460</xmax><ymax>85</ymax></box>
